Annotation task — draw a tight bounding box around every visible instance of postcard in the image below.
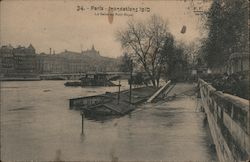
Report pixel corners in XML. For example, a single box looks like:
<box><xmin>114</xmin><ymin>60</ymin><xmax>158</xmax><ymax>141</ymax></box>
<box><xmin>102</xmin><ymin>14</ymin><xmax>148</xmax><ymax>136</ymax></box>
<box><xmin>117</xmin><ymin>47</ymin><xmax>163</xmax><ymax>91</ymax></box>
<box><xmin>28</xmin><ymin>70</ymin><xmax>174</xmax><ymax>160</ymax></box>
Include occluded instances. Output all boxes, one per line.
<box><xmin>0</xmin><ymin>0</ymin><xmax>249</xmax><ymax>161</ymax></box>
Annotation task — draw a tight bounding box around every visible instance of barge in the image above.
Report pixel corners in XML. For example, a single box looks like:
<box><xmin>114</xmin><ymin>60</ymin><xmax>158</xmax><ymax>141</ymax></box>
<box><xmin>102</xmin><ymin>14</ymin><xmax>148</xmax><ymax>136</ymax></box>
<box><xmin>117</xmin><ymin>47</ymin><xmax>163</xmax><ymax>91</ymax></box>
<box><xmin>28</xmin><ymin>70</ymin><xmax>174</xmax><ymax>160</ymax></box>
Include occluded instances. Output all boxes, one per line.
<box><xmin>69</xmin><ymin>91</ymin><xmax>135</xmax><ymax>117</ymax></box>
<box><xmin>69</xmin><ymin>81</ymin><xmax>172</xmax><ymax>120</ymax></box>
<box><xmin>64</xmin><ymin>73</ymin><xmax>116</xmax><ymax>87</ymax></box>
<box><xmin>69</xmin><ymin>86</ymin><xmax>160</xmax><ymax>119</ymax></box>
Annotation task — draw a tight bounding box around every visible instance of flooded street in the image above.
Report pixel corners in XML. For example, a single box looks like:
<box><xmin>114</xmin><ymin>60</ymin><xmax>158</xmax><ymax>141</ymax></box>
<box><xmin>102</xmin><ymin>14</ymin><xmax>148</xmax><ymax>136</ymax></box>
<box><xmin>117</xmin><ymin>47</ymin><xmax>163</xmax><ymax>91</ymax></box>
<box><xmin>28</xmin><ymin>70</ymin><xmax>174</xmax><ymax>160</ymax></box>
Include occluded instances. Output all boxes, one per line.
<box><xmin>1</xmin><ymin>81</ymin><xmax>217</xmax><ymax>161</ymax></box>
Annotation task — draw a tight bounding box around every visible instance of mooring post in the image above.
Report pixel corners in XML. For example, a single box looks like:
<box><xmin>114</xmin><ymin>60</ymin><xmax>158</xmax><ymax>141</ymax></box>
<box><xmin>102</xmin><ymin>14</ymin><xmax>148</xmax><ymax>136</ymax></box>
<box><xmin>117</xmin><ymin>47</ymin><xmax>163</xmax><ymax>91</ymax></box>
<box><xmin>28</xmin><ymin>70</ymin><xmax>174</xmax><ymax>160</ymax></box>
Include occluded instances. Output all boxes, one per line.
<box><xmin>117</xmin><ymin>80</ymin><xmax>121</xmax><ymax>104</ymax></box>
<box><xmin>81</xmin><ymin>111</ymin><xmax>84</xmax><ymax>135</ymax></box>
<box><xmin>129</xmin><ymin>59</ymin><xmax>133</xmax><ymax>104</ymax></box>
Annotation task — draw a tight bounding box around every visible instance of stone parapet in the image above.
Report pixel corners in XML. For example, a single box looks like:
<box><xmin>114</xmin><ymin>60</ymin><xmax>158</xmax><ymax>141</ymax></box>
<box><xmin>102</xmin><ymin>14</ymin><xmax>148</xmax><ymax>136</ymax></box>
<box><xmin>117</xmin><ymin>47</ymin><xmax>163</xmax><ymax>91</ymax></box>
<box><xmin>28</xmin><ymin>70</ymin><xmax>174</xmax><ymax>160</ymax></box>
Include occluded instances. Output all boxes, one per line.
<box><xmin>199</xmin><ymin>79</ymin><xmax>250</xmax><ymax>162</ymax></box>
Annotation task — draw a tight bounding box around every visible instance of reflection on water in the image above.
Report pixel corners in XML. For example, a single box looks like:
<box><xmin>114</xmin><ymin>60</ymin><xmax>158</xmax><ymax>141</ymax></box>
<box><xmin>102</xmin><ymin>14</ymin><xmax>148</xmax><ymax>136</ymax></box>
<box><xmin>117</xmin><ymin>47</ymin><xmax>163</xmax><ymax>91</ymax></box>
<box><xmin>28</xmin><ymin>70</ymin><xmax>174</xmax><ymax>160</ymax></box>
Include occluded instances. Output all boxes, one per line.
<box><xmin>1</xmin><ymin>81</ymin><xmax>217</xmax><ymax>161</ymax></box>
<box><xmin>85</xmin><ymin>115</ymin><xmax>120</xmax><ymax>123</ymax></box>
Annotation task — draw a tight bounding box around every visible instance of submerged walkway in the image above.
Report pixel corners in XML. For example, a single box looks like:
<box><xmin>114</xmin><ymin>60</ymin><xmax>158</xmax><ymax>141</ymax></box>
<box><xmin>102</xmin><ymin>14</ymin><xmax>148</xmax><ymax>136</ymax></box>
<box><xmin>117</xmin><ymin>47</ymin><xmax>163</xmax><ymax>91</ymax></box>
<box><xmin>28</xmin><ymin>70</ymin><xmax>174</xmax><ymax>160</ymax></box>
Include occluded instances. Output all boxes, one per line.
<box><xmin>142</xmin><ymin>83</ymin><xmax>218</xmax><ymax>161</ymax></box>
<box><xmin>106</xmin><ymin>83</ymin><xmax>219</xmax><ymax>161</ymax></box>
<box><xmin>75</xmin><ymin>83</ymin><xmax>219</xmax><ymax>161</ymax></box>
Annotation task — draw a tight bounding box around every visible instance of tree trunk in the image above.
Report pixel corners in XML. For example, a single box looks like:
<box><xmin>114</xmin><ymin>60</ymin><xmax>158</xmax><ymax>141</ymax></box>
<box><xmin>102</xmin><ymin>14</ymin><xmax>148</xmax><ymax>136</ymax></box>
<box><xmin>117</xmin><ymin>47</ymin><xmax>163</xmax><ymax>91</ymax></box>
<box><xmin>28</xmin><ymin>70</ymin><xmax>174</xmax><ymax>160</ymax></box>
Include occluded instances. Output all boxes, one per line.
<box><xmin>154</xmin><ymin>66</ymin><xmax>162</xmax><ymax>88</ymax></box>
<box><xmin>151</xmin><ymin>79</ymin><xmax>156</xmax><ymax>87</ymax></box>
<box><xmin>143</xmin><ymin>64</ymin><xmax>157</xmax><ymax>87</ymax></box>
<box><xmin>156</xmin><ymin>78</ymin><xmax>160</xmax><ymax>88</ymax></box>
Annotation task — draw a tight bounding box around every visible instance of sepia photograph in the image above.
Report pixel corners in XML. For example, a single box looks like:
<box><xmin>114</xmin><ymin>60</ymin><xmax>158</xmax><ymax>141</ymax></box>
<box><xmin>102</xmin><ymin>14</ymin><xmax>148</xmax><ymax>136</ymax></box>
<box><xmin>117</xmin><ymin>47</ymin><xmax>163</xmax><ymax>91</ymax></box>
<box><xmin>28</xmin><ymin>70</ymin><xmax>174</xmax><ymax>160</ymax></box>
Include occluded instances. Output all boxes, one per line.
<box><xmin>0</xmin><ymin>0</ymin><xmax>249</xmax><ymax>161</ymax></box>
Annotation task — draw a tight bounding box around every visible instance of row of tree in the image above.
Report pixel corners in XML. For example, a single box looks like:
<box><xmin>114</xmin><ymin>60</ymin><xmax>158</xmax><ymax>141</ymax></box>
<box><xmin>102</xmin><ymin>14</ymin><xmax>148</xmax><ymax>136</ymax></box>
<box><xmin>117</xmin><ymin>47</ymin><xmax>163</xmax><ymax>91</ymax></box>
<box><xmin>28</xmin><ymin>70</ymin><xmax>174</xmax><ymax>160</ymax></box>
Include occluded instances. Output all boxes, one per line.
<box><xmin>116</xmin><ymin>0</ymin><xmax>248</xmax><ymax>87</ymax></box>
<box><xmin>200</xmin><ymin>0</ymin><xmax>248</xmax><ymax>68</ymax></box>
<box><xmin>116</xmin><ymin>15</ymin><xmax>188</xmax><ymax>87</ymax></box>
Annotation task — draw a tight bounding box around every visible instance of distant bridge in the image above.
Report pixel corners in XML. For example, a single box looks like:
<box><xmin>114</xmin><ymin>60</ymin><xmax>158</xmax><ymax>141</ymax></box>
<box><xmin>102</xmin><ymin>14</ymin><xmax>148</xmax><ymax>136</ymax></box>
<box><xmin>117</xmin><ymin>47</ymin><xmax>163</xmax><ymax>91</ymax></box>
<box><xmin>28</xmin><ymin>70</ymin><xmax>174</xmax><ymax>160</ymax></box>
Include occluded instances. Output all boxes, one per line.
<box><xmin>39</xmin><ymin>72</ymin><xmax>138</xmax><ymax>80</ymax></box>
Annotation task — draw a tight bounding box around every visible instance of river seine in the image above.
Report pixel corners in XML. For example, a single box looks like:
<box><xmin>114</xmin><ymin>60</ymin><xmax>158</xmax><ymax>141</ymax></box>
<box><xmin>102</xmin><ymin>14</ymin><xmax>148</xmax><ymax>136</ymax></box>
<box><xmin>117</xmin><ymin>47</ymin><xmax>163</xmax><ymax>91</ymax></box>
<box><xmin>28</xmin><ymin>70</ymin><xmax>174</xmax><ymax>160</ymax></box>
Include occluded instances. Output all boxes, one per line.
<box><xmin>1</xmin><ymin>80</ymin><xmax>217</xmax><ymax>161</ymax></box>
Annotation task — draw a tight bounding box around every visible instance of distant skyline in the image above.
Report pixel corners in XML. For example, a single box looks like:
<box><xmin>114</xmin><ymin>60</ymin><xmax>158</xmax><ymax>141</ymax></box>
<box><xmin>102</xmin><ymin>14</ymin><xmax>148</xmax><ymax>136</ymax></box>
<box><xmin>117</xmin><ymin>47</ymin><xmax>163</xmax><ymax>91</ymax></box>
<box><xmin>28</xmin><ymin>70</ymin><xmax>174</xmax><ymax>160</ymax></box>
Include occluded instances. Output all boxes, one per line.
<box><xmin>0</xmin><ymin>0</ymin><xmax>211</xmax><ymax>58</ymax></box>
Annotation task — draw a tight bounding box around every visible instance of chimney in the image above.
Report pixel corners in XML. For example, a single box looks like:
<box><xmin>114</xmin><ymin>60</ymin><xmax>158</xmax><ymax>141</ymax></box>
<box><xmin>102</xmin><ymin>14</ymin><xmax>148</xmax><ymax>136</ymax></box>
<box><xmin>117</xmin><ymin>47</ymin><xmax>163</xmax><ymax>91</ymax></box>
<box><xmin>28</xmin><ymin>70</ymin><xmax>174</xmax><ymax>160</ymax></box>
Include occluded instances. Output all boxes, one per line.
<box><xmin>49</xmin><ymin>48</ymin><xmax>52</xmax><ymax>54</ymax></box>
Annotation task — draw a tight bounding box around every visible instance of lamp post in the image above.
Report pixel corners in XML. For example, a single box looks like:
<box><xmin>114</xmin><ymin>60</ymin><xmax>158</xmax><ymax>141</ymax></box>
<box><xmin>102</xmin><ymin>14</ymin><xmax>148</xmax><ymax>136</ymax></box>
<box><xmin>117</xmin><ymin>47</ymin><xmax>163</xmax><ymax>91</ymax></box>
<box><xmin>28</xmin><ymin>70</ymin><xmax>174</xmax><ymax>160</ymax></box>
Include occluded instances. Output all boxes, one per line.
<box><xmin>117</xmin><ymin>80</ymin><xmax>121</xmax><ymax>105</ymax></box>
<box><xmin>81</xmin><ymin>111</ymin><xmax>84</xmax><ymax>135</ymax></box>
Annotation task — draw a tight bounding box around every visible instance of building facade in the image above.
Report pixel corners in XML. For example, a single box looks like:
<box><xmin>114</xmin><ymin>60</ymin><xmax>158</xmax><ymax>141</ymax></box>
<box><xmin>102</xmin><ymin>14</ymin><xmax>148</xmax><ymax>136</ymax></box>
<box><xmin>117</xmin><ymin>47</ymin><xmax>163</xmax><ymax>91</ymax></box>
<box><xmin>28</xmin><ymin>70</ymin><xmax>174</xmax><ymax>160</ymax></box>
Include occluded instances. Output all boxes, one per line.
<box><xmin>0</xmin><ymin>45</ymin><xmax>14</xmax><ymax>77</ymax></box>
<box><xmin>37</xmin><ymin>54</ymin><xmax>68</xmax><ymax>74</ymax></box>
<box><xmin>0</xmin><ymin>44</ymin><xmax>38</xmax><ymax>78</ymax></box>
<box><xmin>37</xmin><ymin>45</ymin><xmax>120</xmax><ymax>74</ymax></box>
<box><xmin>1</xmin><ymin>44</ymin><xmax>120</xmax><ymax>78</ymax></box>
<box><xmin>228</xmin><ymin>52</ymin><xmax>249</xmax><ymax>75</ymax></box>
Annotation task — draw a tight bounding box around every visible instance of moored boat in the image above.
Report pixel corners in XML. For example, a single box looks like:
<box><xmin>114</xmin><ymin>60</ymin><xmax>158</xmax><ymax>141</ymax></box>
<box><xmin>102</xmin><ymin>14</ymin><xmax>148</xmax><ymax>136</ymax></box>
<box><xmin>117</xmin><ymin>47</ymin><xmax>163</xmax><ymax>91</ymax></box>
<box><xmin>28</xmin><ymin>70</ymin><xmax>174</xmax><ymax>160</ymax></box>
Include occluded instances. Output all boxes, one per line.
<box><xmin>64</xmin><ymin>73</ymin><xmax>116</xmax><ymax>87</ymax></box>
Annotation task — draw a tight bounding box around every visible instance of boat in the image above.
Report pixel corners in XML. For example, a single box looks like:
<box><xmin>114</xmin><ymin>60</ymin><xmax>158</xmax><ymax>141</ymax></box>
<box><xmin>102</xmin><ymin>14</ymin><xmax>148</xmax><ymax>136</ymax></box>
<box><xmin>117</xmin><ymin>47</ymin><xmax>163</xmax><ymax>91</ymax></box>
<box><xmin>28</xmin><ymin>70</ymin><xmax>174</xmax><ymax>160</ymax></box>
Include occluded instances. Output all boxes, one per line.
<box><xmin>64</xmin><ymin>81</ymin><xmax>82</xmax><ymax>87</ymax></box>
<box><xmin>64</xmin><ymin>73</ymin><xmax>116</xmax><ymax>87</ymax></box>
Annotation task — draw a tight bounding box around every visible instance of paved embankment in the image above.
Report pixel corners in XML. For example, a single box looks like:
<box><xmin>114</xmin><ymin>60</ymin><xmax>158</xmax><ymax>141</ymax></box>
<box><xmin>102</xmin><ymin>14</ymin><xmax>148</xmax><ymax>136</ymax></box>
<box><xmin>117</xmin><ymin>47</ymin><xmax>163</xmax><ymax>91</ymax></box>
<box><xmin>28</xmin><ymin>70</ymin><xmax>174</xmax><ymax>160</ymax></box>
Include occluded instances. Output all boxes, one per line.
<box><xmin>118</xmin><ymin>83</ymin><xmax>218</xmax><ymax>161</ymax></box>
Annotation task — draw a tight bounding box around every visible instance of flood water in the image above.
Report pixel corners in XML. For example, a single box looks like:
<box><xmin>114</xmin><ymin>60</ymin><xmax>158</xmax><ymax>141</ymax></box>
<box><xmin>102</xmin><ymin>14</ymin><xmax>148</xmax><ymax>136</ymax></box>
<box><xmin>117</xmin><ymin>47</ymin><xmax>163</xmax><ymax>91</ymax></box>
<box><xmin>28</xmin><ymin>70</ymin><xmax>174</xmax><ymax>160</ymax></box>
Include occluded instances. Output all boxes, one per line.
<box><xmin>1</xmin><ymin>81</ymin><xmax>217</xmax><ymax>161</ymax></box>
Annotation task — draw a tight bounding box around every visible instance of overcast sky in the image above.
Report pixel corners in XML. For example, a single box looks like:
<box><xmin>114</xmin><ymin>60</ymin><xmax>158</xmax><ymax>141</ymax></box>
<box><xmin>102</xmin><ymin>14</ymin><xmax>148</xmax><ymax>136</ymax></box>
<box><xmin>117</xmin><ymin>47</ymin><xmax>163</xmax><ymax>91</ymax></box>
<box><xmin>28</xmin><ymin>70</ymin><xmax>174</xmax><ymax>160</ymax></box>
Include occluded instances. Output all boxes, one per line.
<box><xmin>0</xmin><ymin>0</ymin><xmax>211</xmax><ymax>58</ymax></box>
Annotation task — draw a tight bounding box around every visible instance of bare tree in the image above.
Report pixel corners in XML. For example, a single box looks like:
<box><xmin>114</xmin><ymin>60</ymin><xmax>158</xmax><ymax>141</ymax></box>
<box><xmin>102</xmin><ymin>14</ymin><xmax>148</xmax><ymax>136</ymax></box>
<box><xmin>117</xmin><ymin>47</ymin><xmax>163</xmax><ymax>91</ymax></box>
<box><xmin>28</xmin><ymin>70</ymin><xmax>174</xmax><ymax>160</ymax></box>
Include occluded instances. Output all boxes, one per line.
<box><xmin>116</xmin><ymin>15</ymin><xmax>173</xmax><ymax>87</ymax></box>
